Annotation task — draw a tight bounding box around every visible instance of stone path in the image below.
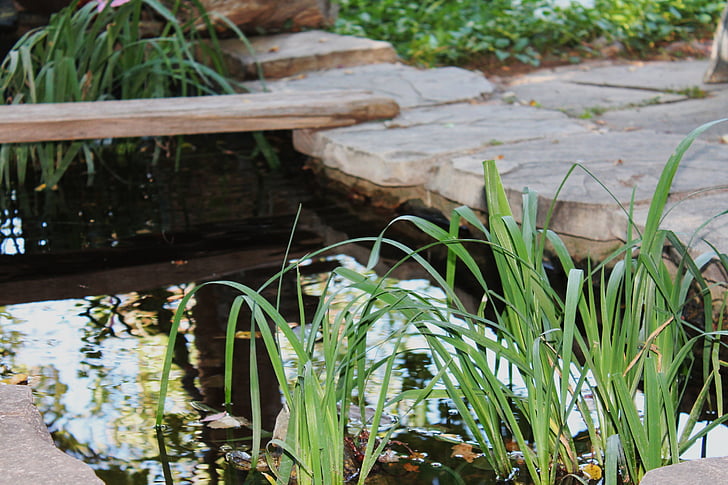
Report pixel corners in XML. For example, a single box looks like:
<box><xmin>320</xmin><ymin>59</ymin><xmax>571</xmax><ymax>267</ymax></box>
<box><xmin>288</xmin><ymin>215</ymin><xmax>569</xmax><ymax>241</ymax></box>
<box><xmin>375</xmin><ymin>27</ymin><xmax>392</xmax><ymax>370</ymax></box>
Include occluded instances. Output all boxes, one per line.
<box><xmin>224</xmin><ymin>31</ymin><xmax>728</xmax><ymax>278</ymax></box>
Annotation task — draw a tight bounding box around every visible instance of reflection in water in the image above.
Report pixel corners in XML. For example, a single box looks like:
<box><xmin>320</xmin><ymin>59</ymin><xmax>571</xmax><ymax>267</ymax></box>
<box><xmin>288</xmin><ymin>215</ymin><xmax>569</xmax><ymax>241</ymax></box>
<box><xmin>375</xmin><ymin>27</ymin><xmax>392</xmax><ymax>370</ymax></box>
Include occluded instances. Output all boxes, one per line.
<box><xmin>2</xmin><ymin>253</ymin><xmax>728</xmax><ymax>484</ymax></box>
<box><xmin>0</xmin><ymin>295</ymin><xmax>198</xmax><ymax>481</ymax></box>
<box><xmin>0</xmin><ymin>254</ymin><xmax>493</xmax><ymax>484</ymax></box>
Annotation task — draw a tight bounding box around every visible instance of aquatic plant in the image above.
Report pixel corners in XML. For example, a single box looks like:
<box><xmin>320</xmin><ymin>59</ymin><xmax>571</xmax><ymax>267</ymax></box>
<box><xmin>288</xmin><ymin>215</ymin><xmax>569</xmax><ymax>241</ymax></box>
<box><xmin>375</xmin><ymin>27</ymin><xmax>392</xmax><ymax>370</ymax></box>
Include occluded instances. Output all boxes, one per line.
<box><xmin>155</xmin><ymin>230</ymin><xmax>444</xmax><ymax>484</ymax></box>
<box><xmin>156</xmin><ymin>121</ymin><xmax>728</xmax><ymax>484</ymax></box>
<box><xmin>354</xmin><ymin>120</ymin><xmax>728</xmax><ymax>484</ymax></box>
<box><xmin>0</xmin><ymin>0</ymin><xmax>275</xmax><ymax>189</ymax></box>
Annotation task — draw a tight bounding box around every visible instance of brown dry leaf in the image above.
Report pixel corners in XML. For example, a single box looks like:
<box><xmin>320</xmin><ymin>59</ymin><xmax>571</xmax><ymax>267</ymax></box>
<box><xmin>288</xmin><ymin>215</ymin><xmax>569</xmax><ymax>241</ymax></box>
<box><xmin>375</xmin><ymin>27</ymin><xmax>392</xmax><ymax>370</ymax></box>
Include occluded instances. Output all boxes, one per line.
<box><xmin>451</xmin><ymin>443</ymin><xmax>480</xmax><ymax>463</ymax></box>
<box><xmin>201</xmin><ymin>412</ymin><xmax>252</xmax><ymax>429</ymax></box>
<box><xmin>377</xmin><ymin>449</ymin><xmax>400</xmax><ymax>463</ymax></box>
<box><xmin>402</xmin><ymin>462</ymin><xmax>419</xmax><ymax>472</ymax></box>
<box><xmin>234</xmin><ymin>330</ymin><xmax>262</xmax><ymax>339</ymax></box>
<box><xmin>408</xmin><ymin>451</ymin><xmax>426</xmax><ymax>461</ymax></box>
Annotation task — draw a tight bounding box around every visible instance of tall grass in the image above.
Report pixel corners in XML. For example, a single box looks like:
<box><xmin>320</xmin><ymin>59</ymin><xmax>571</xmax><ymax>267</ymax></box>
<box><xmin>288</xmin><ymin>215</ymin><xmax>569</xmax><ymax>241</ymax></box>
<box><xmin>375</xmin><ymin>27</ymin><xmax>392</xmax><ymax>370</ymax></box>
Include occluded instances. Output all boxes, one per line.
<box><xmin>0</xmin><ymin>0</ymin><xmax>276</xmax><ymax>189</ymax></box>
<box><xmin>358</xmin><ymin>120</ymin><xmax>728</xmax><ymax>483</ymax></box>
<box><xmin>154</xmin><ymin>237</ymin><xmax>444</xmax><ymax>484</ymax></box>
<box><xmin>156</xmin><ymin>121</ymin><xmax>728</xmax><ymax>484</ymax></box>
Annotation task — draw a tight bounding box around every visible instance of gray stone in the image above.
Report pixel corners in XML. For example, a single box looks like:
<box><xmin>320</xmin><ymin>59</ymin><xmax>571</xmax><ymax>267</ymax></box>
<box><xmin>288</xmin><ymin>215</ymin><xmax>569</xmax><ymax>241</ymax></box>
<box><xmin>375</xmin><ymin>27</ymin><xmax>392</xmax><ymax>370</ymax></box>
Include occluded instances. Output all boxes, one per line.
<box><xmin>244</xmin><ymin>63</ymin><xmax>494</xmax><ymax>108</ymax></box>
<box><xmin>0</xmin><ymin>385</ymin><xmax>103</xmax><ymax>484</ymax></box>
<box><xmin>294</xmin><ymin>102</ymin><xmax>590</xmax><ymax>186</ymax></box>
<box><xmin>508</xmin><ymin>80</ymin><xmax>685</xmax><ymax>117</ymax></box>
<box><xmin>598</xmin><ymin>90</ymin><xmax>728</xmax><ymax>136</ymax></box>
<box><xmin>515</xmin><ymin>59</ymin><xmax>716</xmax><ymax>92</ymax></box>
<box><xmin>631</xmin><ymin>188</ymin><xmax>728</xmax><ymax>257</ymax></box>
<box><xmin>426</xmin><ymin>130</ymin><xmax>728</xmax><ymax>242</ymax></box>
<box><xmin>220</xmin><ymin>31</ymin><xmax>398</xmax><ymax>80</ymax></box>
<box><xmin>641</xmin><ymin>456</ymin><xmax>728</xmax><ymax>485</ymax></box>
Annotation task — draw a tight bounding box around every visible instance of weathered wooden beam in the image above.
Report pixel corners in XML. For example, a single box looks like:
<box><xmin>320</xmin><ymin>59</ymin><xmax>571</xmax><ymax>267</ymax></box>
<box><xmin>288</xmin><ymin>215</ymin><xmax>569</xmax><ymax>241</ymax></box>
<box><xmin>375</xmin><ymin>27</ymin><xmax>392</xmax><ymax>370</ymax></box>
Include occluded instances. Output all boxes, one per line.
<box><xmin>0</xmin><ymin>90</ymin><xmax>399</xmax><ymax>144</ymax></box>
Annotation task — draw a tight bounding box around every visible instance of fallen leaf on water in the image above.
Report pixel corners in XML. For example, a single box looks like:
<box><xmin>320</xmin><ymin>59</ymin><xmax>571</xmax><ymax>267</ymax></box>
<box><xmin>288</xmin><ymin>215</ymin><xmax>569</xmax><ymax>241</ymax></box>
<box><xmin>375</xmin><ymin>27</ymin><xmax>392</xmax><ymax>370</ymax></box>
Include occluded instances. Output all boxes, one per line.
<box><xmin>201</xmin><ymin>412</ymin><xmax>252</xmax><ymax>429</ymax></box>
<box><xmin>234</xmin><ymin>330</ymin><xmax>263</xmax><ymax>339</ymax></box>
<box><xmin>581</xmin><ymin>463</ymin><xmax>602</xmax><ymax>480</ymax></box>
<box><xmin>451</xmin><ymin>443</ymin><xmax>480</xmax><ymax>463</ymax></box>
<box><xmin>377</xmin><ymin>449</ymin><xmax>400</xmax><ymax>463</ymax></box>
<box><xmin>402</xmin><ymin>462</ymin><xmax>419</xmax><ymax>472</ymax></box>
<box><xmin>408</xmin><ymin>451</ymin><xmax>426</xmax><ymax>461</ymax></box>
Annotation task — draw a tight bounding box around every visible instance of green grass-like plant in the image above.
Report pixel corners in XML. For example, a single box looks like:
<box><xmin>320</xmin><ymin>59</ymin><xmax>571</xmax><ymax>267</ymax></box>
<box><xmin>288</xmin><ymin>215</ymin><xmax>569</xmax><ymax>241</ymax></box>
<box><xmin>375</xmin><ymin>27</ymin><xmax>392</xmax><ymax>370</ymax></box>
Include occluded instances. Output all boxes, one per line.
<box><xmin>356</xmin><ymin>120</ymin><xmax>728</xmax><ymax>483</ymax></box>
<box><xmin>0</xmin><ymin>0</ymin><xmax>275</xmax><ymax>189</ymax></box>
<box><xmin>156</xmin><ymin>121</ymin><xmax>728</xmax><ymax>484</ymax></box>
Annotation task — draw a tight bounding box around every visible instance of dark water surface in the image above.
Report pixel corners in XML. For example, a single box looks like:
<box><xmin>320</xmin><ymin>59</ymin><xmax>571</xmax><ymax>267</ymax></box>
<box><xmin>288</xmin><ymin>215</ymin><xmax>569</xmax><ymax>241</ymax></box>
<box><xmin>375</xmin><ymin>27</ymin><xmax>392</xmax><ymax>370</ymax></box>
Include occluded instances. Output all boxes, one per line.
<box><xmin>1</xmin><ymin>135</ymin><xmax>725</xmax><ymax>484</ymax></box>
<box><xmin>0</xmin><ymin>135</ymin><xmax>503</xmax><ymax>484</ymax></box>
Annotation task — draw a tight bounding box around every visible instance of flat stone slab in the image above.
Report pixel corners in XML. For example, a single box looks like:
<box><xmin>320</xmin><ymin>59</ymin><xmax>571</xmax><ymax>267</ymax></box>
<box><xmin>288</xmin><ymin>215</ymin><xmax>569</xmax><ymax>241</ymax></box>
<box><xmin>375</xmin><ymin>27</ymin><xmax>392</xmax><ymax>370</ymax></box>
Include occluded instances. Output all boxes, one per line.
<box><xmin>560</xmin><ymin>59</ymin><xmax>716</xmax><ymax>92</ymax></box>
<box><xmin>507</xmin><ymin>80</ymin><xmax>685</xmax><ymax>117</ymax></box>
<box><xmin>220</xmin><ymin>30</ymin><xmax>398</xmax><ymax>80</ymax></box>
<box><xmin>294</xmin><ymin>102</ymin><xmax>590</xmax><ymax>186</ymax></box>
<box><xmin>427</xmin><ymin>131</ymin><xmax>728</xmax><ymax>241</ymax></box>
<box><xmin>641</xmin><ymin>456</ymin><xmax>728</xmax><ymax>485</ymax></box>
<box><xmin>598</xmin><ymin>90</ymin><xmax>728</xmax><ymax>136</ymax></box>
<box><xmin>0</xmin><ymin>385</ymin><xmax>103</xmax><ymax>484</ymax></box>
<box><xmin>631</xmin><ymin>188</ymin><xmax>728</xmax><ymax>257</ymax></box>
<box><xmin>244</xmin><ymin>63</ymin><xmax>494</xmax><ymax>108</ymax></box>
<box><xmin>511</xmin><ymin>59</ymin><xmax>716</xmax><ymax>92</ymax></box>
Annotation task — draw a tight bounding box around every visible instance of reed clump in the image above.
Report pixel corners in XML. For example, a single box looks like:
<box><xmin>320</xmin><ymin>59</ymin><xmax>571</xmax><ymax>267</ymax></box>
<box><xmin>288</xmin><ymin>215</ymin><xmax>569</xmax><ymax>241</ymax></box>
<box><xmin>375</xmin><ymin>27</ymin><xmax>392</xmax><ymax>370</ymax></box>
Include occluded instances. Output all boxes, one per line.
<box><xmin>157</xmin><ymin>121</ymin><xmax>728</xmax><ymax>484</ymax></box>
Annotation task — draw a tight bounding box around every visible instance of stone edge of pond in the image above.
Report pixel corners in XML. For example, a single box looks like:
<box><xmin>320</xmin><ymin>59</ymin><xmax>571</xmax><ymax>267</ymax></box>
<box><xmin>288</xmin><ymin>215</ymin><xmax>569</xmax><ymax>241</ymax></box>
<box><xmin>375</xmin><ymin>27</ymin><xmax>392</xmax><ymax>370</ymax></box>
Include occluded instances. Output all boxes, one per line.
<box><xmin>0</xmin><ymin>384</ymin><xmax>103</xmax><ymax>484</ymax></box>
<box><xmin>640</xmin><ymin>455</ymin><xmax>728</xmax><ymax>484</ymax></box>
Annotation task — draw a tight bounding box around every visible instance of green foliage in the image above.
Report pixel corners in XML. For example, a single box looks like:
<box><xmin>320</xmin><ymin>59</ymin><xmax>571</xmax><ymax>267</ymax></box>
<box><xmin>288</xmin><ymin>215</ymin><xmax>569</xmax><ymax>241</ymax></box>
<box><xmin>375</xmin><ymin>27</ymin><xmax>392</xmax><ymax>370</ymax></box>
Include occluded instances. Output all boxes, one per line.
<box><xmin>359</xmin><ymin>120</ymin><xmax>728</xmax><ymax>483</ymax></box>
<box><xmin>333</xmin><ymin>0</ymin><xmax>724</xmax><ymax>66</ymax></box>
<box><xmin>156</xmin><ymin>122</ymin><xmax>728</xmax><ymax>483</ymax></box>
<box><xmin>0</xmin><ymin>0</ymin><xmax>248</xmax><ymax>188</ymax></box>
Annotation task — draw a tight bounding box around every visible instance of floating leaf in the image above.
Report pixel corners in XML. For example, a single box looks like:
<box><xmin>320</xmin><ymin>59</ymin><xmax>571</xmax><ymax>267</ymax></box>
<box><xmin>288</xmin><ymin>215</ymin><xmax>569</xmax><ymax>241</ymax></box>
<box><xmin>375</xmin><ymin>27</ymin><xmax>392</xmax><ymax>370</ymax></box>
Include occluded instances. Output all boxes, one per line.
<box><xmin>402</xmin><ymin>462</ymin><xmax>420</xmax><ymax>472</ymax></box>
<box><xmin>581</xmin><ymin>463</ymin><xmax>602</xmax><ymax>480</ymax></box>
<box><xmin>201</xmin><ymin>412</ymin><xmax>251</xmax><ymax>429</ymax></box>
<box><xmin>451</xmin><ymin>443</ymin><xmax>480</xmax><ymax>463</ymax></box>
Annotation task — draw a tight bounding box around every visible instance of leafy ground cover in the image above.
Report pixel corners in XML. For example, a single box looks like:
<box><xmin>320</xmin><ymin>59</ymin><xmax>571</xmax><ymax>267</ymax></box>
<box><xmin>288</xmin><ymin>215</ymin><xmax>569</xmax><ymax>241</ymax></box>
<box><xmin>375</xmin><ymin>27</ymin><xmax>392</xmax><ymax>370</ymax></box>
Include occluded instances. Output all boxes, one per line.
<box><xmin>332</xmin><ymin>0</ymin><xmax>725</xmax><ymax>69</ymax></box>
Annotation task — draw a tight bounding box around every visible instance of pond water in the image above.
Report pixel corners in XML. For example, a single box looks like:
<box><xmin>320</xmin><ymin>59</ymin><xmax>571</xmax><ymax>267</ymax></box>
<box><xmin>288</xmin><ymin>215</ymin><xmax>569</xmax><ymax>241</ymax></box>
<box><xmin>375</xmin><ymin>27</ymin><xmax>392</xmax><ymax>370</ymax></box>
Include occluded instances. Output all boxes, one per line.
<box><xmin>1</xmin><ymin>134</ymin><xmax>726</xmax><ymax>484</ymax></box>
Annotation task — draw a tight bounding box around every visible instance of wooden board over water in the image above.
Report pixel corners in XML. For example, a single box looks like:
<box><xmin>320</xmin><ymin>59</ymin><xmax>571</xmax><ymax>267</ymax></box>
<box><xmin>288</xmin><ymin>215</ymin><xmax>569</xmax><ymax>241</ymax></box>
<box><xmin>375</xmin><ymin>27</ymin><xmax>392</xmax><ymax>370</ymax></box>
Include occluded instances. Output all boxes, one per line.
<box><xmin>0</xmin><ymin>89</ymin><xmax>399</xmax><ymax>143</ymax></box>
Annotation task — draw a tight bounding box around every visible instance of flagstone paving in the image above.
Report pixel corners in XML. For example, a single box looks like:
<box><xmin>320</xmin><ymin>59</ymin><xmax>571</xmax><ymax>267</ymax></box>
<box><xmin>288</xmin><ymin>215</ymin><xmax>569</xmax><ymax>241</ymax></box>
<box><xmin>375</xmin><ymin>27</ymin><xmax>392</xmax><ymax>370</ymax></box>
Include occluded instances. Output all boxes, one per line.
<box><xmin>233</xmin><ymin>45</ymin><xmax>728</xmax><ymax>270</ymax></box>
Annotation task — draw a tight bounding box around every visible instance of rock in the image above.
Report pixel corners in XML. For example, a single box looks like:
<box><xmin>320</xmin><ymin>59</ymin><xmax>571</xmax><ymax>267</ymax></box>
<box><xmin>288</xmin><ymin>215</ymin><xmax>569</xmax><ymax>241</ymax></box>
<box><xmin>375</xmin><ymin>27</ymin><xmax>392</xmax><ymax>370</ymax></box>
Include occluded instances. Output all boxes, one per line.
<box><xmin>641</xmin><ymin>457</ymin><xmax>728</xmax><ymax>485</ymax></box>
<box><xmin>218</xmin><ymin>30</ymin><xmax>398</xmax><ymax>80</ymax></box>
<box><xmin>0</xmin><ymin>385</ymin><xmax>103</xmax><ymax>484</ymax></box>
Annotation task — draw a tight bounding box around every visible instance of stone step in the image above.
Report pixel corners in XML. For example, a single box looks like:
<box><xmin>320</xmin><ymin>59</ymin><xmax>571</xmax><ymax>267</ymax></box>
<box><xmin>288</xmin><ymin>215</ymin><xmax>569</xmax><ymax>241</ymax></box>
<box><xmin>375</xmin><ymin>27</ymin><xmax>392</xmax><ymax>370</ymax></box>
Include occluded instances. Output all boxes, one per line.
<box><xmin>220</xmin><ymin>30</ymin><xmax>398</xmax><ymax>80</ymax></box>
<box><xmin>283</xmin><ymin>58</ymin><xmax>728</xmax><ymax>269</ymax></box>
<box><xmin>243</xmin><ymin>62</ymin><xmax>494</xmax><ymax>108</ymax></box>
<box><xmin>0</xmin><ymin>385</ymin><xmax>103</xmax><ymax>484</ymax></box>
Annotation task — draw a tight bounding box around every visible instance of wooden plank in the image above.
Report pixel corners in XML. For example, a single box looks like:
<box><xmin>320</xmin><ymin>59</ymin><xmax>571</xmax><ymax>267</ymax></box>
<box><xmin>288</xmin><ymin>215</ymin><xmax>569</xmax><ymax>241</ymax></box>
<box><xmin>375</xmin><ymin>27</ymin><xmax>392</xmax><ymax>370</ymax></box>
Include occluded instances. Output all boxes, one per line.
<box><xmin>0</xmin><ymin>89</ymin><xmax>399</xmax><ymax>143</ymax></box>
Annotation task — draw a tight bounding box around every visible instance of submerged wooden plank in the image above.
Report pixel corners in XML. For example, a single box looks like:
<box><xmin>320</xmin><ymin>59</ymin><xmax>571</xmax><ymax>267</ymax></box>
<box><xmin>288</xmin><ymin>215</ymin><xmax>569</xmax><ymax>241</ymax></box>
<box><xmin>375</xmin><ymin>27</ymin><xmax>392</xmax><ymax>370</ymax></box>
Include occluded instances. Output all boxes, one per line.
<box><xmin>0</xmin><ymin>89</ymin><xmax>399</xmax><ymax>143</ymax></box>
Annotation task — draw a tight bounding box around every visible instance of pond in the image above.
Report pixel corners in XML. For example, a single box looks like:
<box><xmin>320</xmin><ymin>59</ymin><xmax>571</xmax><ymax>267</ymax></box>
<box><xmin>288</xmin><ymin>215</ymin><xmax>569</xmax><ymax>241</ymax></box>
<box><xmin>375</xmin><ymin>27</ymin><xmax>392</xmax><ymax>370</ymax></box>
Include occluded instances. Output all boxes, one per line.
<box><xmin>1</xmin><ymin>134</ymin><xmax>726</xmax><ymax>484</ymax></box>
